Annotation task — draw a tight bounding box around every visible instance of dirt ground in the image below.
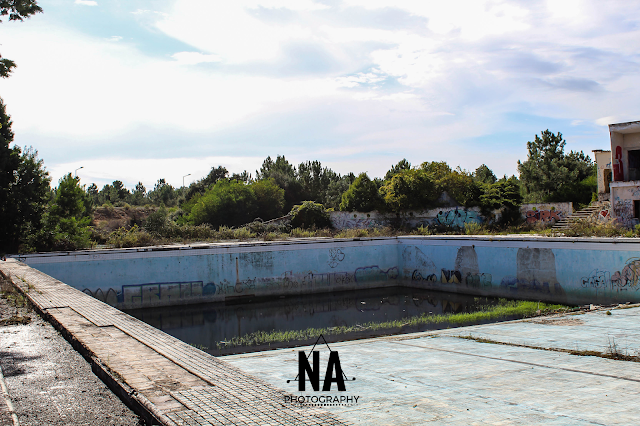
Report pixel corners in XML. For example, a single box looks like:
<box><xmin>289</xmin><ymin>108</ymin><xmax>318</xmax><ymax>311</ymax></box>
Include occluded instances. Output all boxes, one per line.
<box><xmin>92</xmin><ymin>206</ymin><xmax>156</xmax><ymax>233</ymax></box>
<box><xmin>0</xmin><ymin>278</ymin><xmax>143</xmax><ymax>425</ymax></box>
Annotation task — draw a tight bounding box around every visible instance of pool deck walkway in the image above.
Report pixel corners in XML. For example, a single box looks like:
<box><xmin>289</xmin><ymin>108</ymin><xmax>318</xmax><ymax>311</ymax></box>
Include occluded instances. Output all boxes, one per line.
<box><xmin>3</xmin><ymin>257</ymin><xmax>640</xmax><ymax>425</ymax></box>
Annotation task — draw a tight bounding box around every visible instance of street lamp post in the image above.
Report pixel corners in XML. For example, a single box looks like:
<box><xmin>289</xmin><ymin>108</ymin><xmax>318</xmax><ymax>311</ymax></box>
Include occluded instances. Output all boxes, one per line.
<box><xmin>183</xmin><ymin>173</ymin><xmax>191</xmax><ymax>188</ymax></box>
<box><xmin>74</xmin><ymin>166</ymin><xmax>84</xmax><ymax>177</ymax></box>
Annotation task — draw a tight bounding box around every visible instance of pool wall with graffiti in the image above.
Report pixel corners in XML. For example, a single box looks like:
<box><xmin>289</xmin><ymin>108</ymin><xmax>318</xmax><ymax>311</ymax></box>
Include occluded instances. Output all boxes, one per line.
<box><xmin>13</xmin><ymin>236</ymin><xmax>640</xmax><ymax>308</ymax></box>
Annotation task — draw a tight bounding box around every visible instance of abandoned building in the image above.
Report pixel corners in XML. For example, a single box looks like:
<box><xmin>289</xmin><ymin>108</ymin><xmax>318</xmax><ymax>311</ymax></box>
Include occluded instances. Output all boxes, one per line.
<box><xmin>594</xmin><ymin>120</ymin><xmax>640</xmax><ymax>227</ymax></box>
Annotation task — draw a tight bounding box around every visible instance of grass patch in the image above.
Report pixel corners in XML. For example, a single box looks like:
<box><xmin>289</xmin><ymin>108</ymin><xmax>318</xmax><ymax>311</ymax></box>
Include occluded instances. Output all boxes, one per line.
<box><xmin>1</xmin><ymin>289</ymin><xmax>28</xmax><ymax>309</ymax></box>
<box><xmin>216</xmin><ymin>299</ymin><xmax>567</xmax><ymax>350</ymax></box>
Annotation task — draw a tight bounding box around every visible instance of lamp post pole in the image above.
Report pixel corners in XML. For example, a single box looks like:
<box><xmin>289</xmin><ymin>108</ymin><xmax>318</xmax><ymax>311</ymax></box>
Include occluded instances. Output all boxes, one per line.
<box><xmin>74</xmin><ymin>166</ymin><xmax>84</xmax><ymax>177</ymax></box>
<box><xmin>183</xmin><ymin>173</ymin><xmax>191</xmax><ymax>188</ymax></box>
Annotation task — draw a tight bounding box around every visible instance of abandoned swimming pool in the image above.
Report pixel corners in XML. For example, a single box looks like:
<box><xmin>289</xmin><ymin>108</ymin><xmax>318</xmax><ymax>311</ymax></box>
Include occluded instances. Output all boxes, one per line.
<box><xmin>125</xmin><ymin>286</ymin><xmax>566</xmax><ymax>356</ymax></box>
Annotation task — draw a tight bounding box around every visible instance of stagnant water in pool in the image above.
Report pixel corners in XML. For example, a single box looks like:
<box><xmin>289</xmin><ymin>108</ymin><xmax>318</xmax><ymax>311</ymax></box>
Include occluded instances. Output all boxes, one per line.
<box><xmin>125</xmin><ymin>287</ymin><xmax>524</xmax><ymax>356</ymax></box>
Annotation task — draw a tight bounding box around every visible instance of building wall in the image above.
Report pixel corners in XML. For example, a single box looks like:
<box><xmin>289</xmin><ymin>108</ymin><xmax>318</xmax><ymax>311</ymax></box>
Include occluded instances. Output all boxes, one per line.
<box><xmin>611</xmin><ymin>183</ymin><xmax>640</xmax><ymax>227</ymax></box>
<box><xmin>611</xmin><ymin>132</ymin><xmax>625</xmax><ymax>181</ymax></box>
<box><xmin>594</xmin><ymin>151</ymin><xmax>612</xmax><ymax>195</ymax></box>
<box><xmin>14</xmin><ymin>236</ymin><xmax>640</xmax><ymax>308</ymax></box>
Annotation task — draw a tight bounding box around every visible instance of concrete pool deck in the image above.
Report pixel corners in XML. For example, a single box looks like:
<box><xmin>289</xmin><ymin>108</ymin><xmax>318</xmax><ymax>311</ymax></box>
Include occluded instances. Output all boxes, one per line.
<box><xmin>3</xmin><ymin>256</ymin><xmax>640</xmax><ymax>425</ymax></box>
<box><xmin>224</xmin><ymin>307</ymin><xmax>640</xmax><ymax>425</ymax></box>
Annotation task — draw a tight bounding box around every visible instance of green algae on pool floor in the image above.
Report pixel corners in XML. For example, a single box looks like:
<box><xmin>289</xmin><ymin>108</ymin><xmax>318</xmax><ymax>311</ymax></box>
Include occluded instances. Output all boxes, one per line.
<box><xmin>127</xmin><ymin>286</ymin><xmax>569</xmax><ymax>356</ymax></box>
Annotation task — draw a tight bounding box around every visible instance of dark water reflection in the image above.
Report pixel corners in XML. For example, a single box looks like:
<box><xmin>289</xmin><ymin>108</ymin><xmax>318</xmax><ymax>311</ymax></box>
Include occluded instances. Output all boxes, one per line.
<box><xmin>126</xmin><ymin>287</ymin><xmax>509</xmax><ymax>356</ymax></box>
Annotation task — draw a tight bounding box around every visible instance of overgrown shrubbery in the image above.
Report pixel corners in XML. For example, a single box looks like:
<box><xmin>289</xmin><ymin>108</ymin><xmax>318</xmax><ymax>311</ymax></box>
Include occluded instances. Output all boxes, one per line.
<box><xmin>290</xmin><ymin>201</ymin><xmax>332</xmax><ymax>229</ymax></box>
<box><xmin>562</xmin><ymin>220</ymin><xmax>637</xmax><ymax>238</ymax></box>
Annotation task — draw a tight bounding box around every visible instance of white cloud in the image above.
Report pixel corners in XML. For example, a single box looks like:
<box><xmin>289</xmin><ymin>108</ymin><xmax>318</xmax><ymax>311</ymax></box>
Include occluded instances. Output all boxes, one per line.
<box><xmin>171</xmin><ymin>51</ymin><xmax>222</xmax><ymax>65</ymax></box>
<box><xmin>596</xmin><ymin>116</ymin><xmax>620</xmax><ymax>126</ymax></box>
<box><xmin>75</xmin><ymin>0</ymin><xmax>98</xmax><ymax>6</ymax></box>
<box><xmin>335</xmin><ymin>71</ymin><xmax>386</xmax><ymax>88</ymax></box>
<box><xmin>155</xmin><ymin>1</ymin><xmax>313</xmax><ymax>64</ymax></box>
<box><xmin>0</xmin><ymin>24</ymin><xmax>343</xmax><ymax>139</ymax></box>
<box><xmin>106</xmin><ymin>36</ymin><xmax>122</xmax><ymax>42</ymax></box>
<box><xmin>243</xmin><ymin>0</ymin><xmax>329</xmax><ymax>11</ymax></box>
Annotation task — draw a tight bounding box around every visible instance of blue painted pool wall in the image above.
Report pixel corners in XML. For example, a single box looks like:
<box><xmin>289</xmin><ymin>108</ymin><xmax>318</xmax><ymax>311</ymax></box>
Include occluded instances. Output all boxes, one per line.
<box><xmin>18</xmin><ymin>237</ymin><xmax>640</xmax><ymax>308</ymax></box>
<box><xmin>25</xmin><ymin>241</ymin><xmax>400</xmax><ymax>308</ymax></box>
<box><xmin>402</xmin><ymin>238</ymin><xmax>640</xmax><ymax>305</ymax></box>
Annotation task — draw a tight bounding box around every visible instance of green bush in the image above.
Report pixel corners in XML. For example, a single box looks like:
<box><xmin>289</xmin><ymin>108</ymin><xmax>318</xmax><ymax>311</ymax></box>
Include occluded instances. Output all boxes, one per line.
<box><xmin>290</xmin><ymin>201</ymin><xmax>332</xmax><ymax>229</ymax></box>
<box><xmin>233</xmin><ymin>227</ymin><xmax>256</xmax><ymax>240</ymax></box>
<box><xmin>216</xmin><ymin>226</ymin><xmax>235</xmax><ymax>240</ymax></box>
<box><xmin>188</xmin><ymin>180</ymin><xmax>258</xmax><ymax>228</ymax></box>
<box><xmin>339</xmin><ymin>173</ymin><xmax>382</xmax><ymax>212</ymax></box>
<box><xmin>251</xmin><ymin>178</ymin><xmax>285</xmax><ymax>220</ymax></box>
<box><xmin>379</xmin><ymin>169</ymin><xmax>439</xmax><ymax>211</ymax></box>
<box><xmin>107</xmin><ymin>225</ymin><xmax>158</xmax><ymax>248</ymax></box>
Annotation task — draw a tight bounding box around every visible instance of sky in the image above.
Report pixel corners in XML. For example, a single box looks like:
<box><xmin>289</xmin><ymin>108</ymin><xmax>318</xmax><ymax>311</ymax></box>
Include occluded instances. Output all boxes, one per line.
<box><xmin>1</xmin><ymin>0</ymin><xmax>639</xmax><ymax>189</ymax></box>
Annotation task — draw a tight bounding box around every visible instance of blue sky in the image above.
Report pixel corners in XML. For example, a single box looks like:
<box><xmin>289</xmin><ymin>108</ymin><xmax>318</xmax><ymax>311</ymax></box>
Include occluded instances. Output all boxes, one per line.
<box><xmin>1</xmin><ymin>0</ymin><xmax>639</xmax><ymax>189</ymax></box>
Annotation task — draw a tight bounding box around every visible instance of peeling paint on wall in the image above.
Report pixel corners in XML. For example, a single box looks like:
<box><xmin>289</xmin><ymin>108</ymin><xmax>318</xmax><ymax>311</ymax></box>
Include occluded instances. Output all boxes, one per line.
<box><xmin>614</xmin><ymin>197</ymin><xmax>634</xmax><ymax>227</ymax></box>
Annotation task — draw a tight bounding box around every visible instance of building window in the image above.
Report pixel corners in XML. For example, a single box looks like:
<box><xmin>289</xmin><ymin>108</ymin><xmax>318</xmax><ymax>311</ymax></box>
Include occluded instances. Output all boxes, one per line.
<box><xmin>629</xmin><ymin>150</ymin><xmax>640</xmax><ymax>181</ymax></box>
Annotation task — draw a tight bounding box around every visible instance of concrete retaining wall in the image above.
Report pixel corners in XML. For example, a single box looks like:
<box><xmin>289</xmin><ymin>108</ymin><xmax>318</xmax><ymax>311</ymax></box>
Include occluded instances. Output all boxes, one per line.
<box><xmin>329</xmin><ymin>208</ymin><xmax>487</xmax><ymax>229</ymax></box>
<box><xmin>330</xmin><ymin>202</ymin><xmax>572</xmax><ymax>229</ymax></box>
<box><xmin>519</xmin><ymin>202</ymin><xmax>573</xmax><ymax>225</ymax></box>
<box><xmin>12</xmin><ymin>236</ymin><xmax>640</xmax><ymax>308</ymax></box>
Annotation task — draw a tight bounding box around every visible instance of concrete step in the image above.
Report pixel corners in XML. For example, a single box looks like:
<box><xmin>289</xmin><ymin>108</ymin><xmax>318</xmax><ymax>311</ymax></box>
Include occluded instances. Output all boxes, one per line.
<box><xmin>551</xmin><ymin>205</ymin><xmax>603</xmax><ymax>230</ymax></box>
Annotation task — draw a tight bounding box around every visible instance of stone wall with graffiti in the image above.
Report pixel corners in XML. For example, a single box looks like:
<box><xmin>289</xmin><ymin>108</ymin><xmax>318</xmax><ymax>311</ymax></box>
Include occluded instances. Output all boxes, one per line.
<box><xmin>330</xmin><ymin>207</ymin><xmax>490</xmax><ymax>230</ymax></box>
<box><xmin>17</xmin><ymin>236</ymin><xmax>640</xmax><ymax>309</ymax></box>
<box><xmin>331</xmin><ymin>202</ymin><xmax>576</xmax><ymax>230</ymax></box>
<box><xmin>585</xmin><ymin>201</ymin><xmax>613</xmax><ymax>224</ymax></box>
<box><xmin>519</xmin><ymin>203</ymin><xmax>572</xmax><ymax>225</ymax></box>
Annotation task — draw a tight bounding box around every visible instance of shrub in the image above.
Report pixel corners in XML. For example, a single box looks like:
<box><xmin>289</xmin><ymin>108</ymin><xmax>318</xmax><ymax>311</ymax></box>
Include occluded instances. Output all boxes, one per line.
<box><xmin>339</xmin><ymin>173</ymin><xmax>382</xmax><ymax>212</ymax></box>
<box><xmin>290</xmin><ymin>201</ymin><xmax>332</xmax><ymax>229</ymax></box>
<box><xmin>251</xmin><ymin>178</ymin><xmax>285</xmax><ymax>220</ymax></box>
<box><xmin>464</xmin><ymin>222</ymin><xmax>484</xmax><ymax>235</ymax></box>
<box><xmin>233</xmin><ymin>227</ymin><xmax>255</xmax><ymax>240</ymax></box>
<box><xmin>216</xmin><ymin>226</ymin><xmax>235</xmax><ymax>240</ymax></box>
<box><xmin>144</xmin><ymin>206</ymin><xmax>172</xmax><ymax>236</ymax></box>
<box><xmin>290</xmin><ymin>228</ymin><xmax>315</xmax><ymax>238</ymax></box>
<box><xmin>188</xmin><ymin>180</ymin><xmax>258</xmax><ymax>228</ymax></box>
<box><xmin>107</xmin><ymin>225</ymin><xmax>158</xmax><ymax>248</ymax></box>
<box><xmin>561</xmin><ymin>219</ymin><xmax>631</xmax><ymax>238</ymax></box>
<box><xmin>380</xmin><ymin>169</ymin><xmax>440</xmax><ymax>211</ymax></box>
